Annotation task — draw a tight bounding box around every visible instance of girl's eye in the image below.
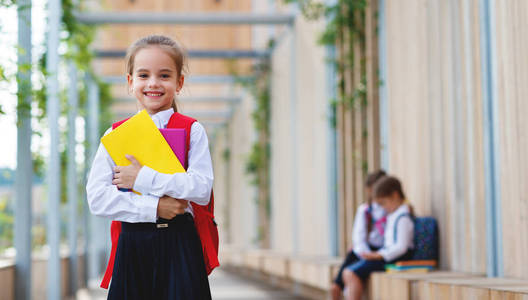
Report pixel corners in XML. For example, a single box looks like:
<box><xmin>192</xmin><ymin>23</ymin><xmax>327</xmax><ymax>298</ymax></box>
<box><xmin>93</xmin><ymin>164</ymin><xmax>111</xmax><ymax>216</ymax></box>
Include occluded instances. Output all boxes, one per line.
<box><xmin>161</xmin><ymin>74</ymin><xmax>170</xmax><ymax>79</ymax></box>
<box><xmin>138</xmin><ymin>74</ymin><xmax>148</xmax><ymax>78</ymax></box>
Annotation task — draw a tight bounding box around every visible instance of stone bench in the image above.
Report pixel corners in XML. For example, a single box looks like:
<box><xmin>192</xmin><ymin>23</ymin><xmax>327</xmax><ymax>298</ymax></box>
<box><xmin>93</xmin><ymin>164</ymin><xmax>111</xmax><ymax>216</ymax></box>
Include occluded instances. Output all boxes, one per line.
<box><xmin>219</xmin><ymin>246</ymin><xmax>528</xmax><ymax>300</ymax></box>
<box><xmin>419</xmin><ymin>277</ymin><xmax>528</xmax><ymax>300</ymax></box>
<box><xmin>370</xmin><ymin>271</ymin><xmax>528</xmax><ymax>300</ymax></box>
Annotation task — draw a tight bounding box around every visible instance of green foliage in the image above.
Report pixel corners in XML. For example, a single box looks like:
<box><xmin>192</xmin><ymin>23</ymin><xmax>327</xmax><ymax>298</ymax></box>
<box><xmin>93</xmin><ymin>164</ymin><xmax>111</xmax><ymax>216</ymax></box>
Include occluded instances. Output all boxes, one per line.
<box><xmin>329</xmin><ymin>98</ymin><xmax>338</xmax><ymax>128</ymax></box>
<box><xmin>23</xmin><ymin>0</ymin><xmax>113</xmax><ymax>181</ymax></box>
<box><xmin>222</xmin><ymin>148</ymin><xmax>230</xmax><ymax>162</ymax></box>
<box><xmin>0</xmin><ymin>0</ymin><xmax>15</xmax><ymax>7</ymax></box>
<box><xmin>0</xmin><ymin>195</ymin><xmax>13</xmax><ymax>252</ymax></box>
<box><xmin>284</xmin><ymin>0</ymin><xmax>326</xmax><ymax>20</ymax></box>
<box><xmin>239</xmin><ymin>58</ymin><xmax>271</xmax><ymax>186</ymax></box>
<box><xmin>290</xmin><ymin>0</ymin><xmax>371</xmax><ymax>109</ymax></box>
<box><xmin>0</xmin><ymin>56</ymin><xmax>10</xmax><ymax>116</ymax></box>
<box><xmin>230</xmin><ymin>41</ymin><xmax>273</xmax><ymax>245</ymax></box>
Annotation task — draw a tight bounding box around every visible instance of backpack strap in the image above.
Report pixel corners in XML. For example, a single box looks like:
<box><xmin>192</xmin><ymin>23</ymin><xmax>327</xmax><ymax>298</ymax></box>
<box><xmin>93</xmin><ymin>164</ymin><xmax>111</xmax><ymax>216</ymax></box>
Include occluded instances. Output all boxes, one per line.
<box><xmin>167</xmin><ymin>112</ymin><xmax>196</xmax><ymax>169</ymax></box>
<box><xmin>167</xmin><ymin>112</ymin><xmax>219</xmax><ymax>273</ymax></box>
<box><xmin>393</xmin><ymin>212</ymin><xmax>413</xmax><ymax>243</ymax></box>
<box><xmin>365</xmin><ymin>204</ymin><xmax>373</xmax><ymax>225</ymax></box>
<box><xmin>167</xmin><ymin>112</ymin><xmax>215</xmax><ymax>216</ymax></box>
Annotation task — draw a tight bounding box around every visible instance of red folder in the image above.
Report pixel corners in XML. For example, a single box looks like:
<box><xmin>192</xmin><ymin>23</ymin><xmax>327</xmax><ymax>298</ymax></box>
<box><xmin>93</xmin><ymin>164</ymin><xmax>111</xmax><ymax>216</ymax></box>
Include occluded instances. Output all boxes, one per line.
<box><xmin>159</xmin><ymin>128</ymin><xmax>186</xmax><ymax>167</ymax></box>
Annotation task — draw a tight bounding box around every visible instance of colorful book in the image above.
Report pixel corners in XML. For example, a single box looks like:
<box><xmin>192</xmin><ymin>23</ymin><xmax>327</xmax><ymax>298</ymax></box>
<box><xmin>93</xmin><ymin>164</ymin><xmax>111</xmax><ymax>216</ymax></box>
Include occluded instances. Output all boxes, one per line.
<box><xmin>386</xmin><ymin>267</ymin><xmax>431</xmax><ymax>274</ymax></box>
<box><xmin>101</xmin><ymin>110</ymin><xmax>186</xmax><ymax>175</ymax></box>
<box><xmin>159</xmin><ymin>128</ymin><xmax>186</xmax><ymax>168</ymax></box>
<box><xmin>385</xmin><ymin>264</ymin><xmax>434</xmax><ymax>273</ymax></box>
<box><xmin>395</xmin><ymin>260</ymin><xmax>437</xmax><ymax>267</ymax></box>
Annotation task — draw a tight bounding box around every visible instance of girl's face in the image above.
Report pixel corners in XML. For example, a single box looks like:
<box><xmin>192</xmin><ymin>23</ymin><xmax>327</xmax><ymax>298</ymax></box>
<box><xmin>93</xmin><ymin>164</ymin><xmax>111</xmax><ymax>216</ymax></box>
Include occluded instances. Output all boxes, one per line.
<box><xmin>127</xmin><ymin>46</ymin><xmax>184</xmax><ymax>115</ymax></box>
<box><xmin>377</xmin><ymin>191</ymin><xmax>400</xmax><ymax>213</ymax></box>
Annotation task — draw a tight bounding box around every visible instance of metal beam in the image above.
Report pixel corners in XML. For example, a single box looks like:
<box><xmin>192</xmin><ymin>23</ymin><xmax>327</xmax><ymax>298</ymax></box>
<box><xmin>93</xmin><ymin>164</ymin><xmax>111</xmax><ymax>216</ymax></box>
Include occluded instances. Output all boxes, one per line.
<box><xmin>288</xmin><ymin>23</ymin><xmax>300</xmax><ymax>255</ymax></box>
<box><xmin>15</xmin><ymin>1</ymin><xmax>32</xmax><ymax>299</ymax></box>
<box><xmin>67</xmin><ymin>61</ymin><xmax>79</xmax><ymax>295</ymax></box>
<box><xmin>114</xmin><ymin>96</ymin><xmax>241</xmax><ymax>104</ymax></box>
<box><xmin>102</xmin><ymin>75</ymin><xmax>253</xmax><ymax>85</ymax></box>
<box><xmin>75</xmin><ymin>11</ymin><xmax>295</xmax><ymax>25</ymax></box>
<box><xmin>95</xmin><ymin>49</ymin><xmax>270</xmax><ymax>59</ymax></box>
<box><xmin>480</xmin><ymin>0</ymin><xmax>503</xmax><ymax>277</ymax></box>
<box><xmin>46</xmin><ymin>0</ymin><xmax>62</xmax><ymax>299</ymax></box>
<box><xmin>379</xmin><ymin>0</ymin><xmax>390</xmax><ymax>171</ymax></box>
<box><xmin>324</xmin><ymin>0</ymin><xmax>338</xmax><ymax>258</ymax></box>
<box><xmin>86</xmin><ymin>76</ymin><xmax>103</xmax><ymax>282</ymax></box>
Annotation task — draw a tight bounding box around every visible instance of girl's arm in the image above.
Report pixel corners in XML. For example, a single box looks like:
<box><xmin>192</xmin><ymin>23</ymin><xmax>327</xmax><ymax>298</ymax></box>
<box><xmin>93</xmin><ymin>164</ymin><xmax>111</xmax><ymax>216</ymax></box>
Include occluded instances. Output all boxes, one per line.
<box><xmin>377</xmin><ymin>216</ymin><xmax>414</xmax><ymax>262</ymax></box>
<box><xmin>133</xmin><ymin>122</ymin><xmax>213</xmax><ymax>205</ymax></box>
<box><xmin>352</xmin><ymin>204</ymin><xmax>371</xmax><ymax>254</ymax></box>
<box><xmin>86</xmin><ymin>129</ymin><xmax>160</xmax><ymax>223</ymax></box>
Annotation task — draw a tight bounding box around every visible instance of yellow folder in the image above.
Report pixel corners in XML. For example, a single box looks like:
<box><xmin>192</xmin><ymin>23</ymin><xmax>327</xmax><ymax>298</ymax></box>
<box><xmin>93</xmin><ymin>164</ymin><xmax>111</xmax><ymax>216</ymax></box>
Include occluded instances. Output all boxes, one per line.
<box><xmin>101</xmin><ymin>109</ymin><xmax>186</xmax><ymax>174</ymax></box>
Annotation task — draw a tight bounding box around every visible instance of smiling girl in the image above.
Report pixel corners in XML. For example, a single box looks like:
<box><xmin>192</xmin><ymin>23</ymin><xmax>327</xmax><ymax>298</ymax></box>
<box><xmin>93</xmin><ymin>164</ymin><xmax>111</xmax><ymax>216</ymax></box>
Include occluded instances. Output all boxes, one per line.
<box><xmin>86</xmin><ymin>35</ymin><xmax>213</xmax><ymax>299</ymax></box>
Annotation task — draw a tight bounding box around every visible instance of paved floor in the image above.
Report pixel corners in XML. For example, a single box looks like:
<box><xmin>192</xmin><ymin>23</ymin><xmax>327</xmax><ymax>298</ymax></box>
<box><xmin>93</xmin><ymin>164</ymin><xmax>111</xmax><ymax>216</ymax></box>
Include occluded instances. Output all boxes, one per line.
<box><xmin>76</xmin><ymin>268</ymin><xmax>308</xmax><ymax>300</ymax></box>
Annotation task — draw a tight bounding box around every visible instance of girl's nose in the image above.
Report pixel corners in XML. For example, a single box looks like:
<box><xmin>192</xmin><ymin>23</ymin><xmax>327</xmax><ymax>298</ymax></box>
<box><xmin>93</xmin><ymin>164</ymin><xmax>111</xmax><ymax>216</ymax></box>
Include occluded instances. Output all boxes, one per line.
<box><xmin>147</xmin><ymin>77</ymin><xmax>160</xmax><ymax>87</ymax></box>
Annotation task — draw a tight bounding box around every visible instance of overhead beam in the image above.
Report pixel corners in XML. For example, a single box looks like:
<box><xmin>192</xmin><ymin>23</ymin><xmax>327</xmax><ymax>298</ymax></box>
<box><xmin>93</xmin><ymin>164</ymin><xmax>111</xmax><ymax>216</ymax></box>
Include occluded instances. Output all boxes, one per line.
<box><xmin>102</xmin><ymin>75</ymin><xmax>253</xmax><ymax>85</ymax></box>
<box><xmin>95</xmin><ymin>49</ymin><xmax>270</xmax><ymax>59</ymax></box>
<box><xmin>184</xmin><ymin>110</ymin><xmax>233</xmax><ymax>119</ymax></box>
<box><xmin>75</xmin><ymin>11</ymin><xmax>295</xmax><ymax>25</ymax></box>
<box><xmin>201</xmin><ymin>120</ymin><xmax>228</xmax><ymax>127</ymax></box>
<box><xmin>114</xmin><ymin>110</ymin><xmax>232</xmax><ymax>121</ymax></box>
<box><xmin>114</xmin><ymin>96</ymin><xmax>241</xmax><ymax>104</ymax></box>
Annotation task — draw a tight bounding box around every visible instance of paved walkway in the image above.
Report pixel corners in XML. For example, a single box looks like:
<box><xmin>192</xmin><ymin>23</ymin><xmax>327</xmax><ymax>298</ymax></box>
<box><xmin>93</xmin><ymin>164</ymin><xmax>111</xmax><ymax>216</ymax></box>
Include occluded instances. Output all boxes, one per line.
<box><xmin>76</xmin><ymin>268</ymin><xmax>308</xmax><ymax>300</ymax></box>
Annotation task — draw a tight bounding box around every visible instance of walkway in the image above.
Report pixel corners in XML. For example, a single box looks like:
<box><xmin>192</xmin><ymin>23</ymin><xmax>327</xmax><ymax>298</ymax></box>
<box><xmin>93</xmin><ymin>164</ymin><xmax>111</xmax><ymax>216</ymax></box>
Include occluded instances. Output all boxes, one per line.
<box><xmin>76</xmin><ymin>268</ymin><xmax>308</xmax><ymax>300</ymax></box>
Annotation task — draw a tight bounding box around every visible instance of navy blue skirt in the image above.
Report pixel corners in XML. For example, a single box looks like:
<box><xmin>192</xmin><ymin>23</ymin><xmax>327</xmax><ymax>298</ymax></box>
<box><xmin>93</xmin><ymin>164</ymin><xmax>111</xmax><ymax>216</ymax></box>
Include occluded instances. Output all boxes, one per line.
<box><xmin>108</xmin><ymin>213</ymin><xmax>212</xmax><ymax>300</ymax></box>
<box><xmin>345</xmin><ymin>249</ymin><xmax>414</xmax><ymax>281</ymax></box>
<box><xmin>334</xmin><ymin>246</ymin><xmax>381</xmax><ymax>289</ymax></box>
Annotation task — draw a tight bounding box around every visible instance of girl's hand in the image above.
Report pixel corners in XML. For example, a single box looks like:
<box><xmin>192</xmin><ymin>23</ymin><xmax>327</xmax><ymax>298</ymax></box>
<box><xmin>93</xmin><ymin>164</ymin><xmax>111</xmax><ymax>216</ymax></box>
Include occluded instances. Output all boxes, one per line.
<box><xmin>360</xmin><ymin>252</ymin><xmax>383</xmax><ymax>261</ymax></box>
<box><xmin>112</xmin><ymin>154</ymin><xmax>142</xmax><ymax>189</ymax></box>
<box><xmin>157</xmin><ymin>196</ymin><xmax>189</xmax><ymax>219</ymax></box>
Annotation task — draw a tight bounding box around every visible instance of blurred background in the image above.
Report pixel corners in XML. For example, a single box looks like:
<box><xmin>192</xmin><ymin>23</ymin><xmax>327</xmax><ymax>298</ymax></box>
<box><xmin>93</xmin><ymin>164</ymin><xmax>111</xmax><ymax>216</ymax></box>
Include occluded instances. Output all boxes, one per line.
<box><xmin>1</xmin><ymin>0</ymin><xmax>527</xmax><ymax>299</ymax></box>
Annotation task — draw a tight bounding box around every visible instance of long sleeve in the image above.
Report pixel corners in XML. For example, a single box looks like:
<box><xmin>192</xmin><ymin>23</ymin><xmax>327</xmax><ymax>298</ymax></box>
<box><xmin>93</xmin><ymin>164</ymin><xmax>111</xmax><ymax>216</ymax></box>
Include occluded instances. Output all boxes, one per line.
<box><xmin>86</xmin><ymin>128</ymin><xmax>160</xmax><ymax>223</ymax></box>
<box><xmin>378</xmin><ymin>214</ymin><xmax>414</xmax><ymax>262</ymax></box>
<box><xmin>133</xmin><ymin>122</ymin><xmax>213</xmax><ymax>205</ymax></box>
<box><xmin>352</xmin><ymin>204</ymin><xmax>371</xmax><ymax>255</ymax></box>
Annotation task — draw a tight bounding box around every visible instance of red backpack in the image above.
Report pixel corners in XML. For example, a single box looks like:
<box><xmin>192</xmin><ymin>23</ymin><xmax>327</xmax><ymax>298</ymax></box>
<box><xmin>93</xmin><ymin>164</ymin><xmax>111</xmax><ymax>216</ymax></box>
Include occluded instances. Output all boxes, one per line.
<box><xmin>100</xmin><ymin>112</ymin><xmax>220</xmax><ymax>289</ymax></box>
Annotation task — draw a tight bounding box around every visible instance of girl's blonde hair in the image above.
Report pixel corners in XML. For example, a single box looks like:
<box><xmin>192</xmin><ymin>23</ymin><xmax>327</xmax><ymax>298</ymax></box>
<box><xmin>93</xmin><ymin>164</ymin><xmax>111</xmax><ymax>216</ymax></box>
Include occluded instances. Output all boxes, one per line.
<box><xmin>125</xmin><ymin>35</ymin><xmax>188</xmax><ymax>112</ymax></box>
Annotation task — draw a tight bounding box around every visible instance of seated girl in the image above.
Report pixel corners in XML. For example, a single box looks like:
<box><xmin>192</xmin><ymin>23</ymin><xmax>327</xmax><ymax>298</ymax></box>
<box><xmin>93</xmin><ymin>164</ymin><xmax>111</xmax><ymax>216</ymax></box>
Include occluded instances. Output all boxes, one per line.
<box><xmin>342</xmin><ymin>176</ymin><xmax>414</xmax><ymax>300</ymax></box>
<box><xmin>332</xmin><ymin>170</ymin><xmax>387</xmax><ymax>300</ymax></box>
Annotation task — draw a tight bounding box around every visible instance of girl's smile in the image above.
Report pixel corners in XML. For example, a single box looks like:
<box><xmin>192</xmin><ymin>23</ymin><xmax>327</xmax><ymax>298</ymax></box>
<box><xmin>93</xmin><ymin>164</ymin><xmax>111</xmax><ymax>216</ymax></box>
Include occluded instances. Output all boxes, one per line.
<box><xmin>143</xmin><ymin>90</ymin><xmax>165</xmax><ymax>99</ymax></box>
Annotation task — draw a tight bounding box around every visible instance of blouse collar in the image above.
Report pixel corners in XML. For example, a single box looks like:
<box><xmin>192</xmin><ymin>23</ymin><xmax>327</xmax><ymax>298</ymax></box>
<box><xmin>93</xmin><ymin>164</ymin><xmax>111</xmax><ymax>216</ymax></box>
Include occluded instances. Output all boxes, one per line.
<box><xmin>148</xmin><ymin>107</ymin><xmax>174</xmax><ymax>129</ymax></box>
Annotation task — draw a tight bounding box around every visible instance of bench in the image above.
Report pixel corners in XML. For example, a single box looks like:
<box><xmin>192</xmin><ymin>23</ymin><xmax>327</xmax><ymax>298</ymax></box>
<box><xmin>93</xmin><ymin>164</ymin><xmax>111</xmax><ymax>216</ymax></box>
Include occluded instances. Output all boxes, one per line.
<box><xmin>370</xmin><ymin>271</ymin><xmax>528</xmax><ymax>300</ymax></box>
<box><xmin>220</xmin><ymin>246</ymin><xmax>528</xmax><ymax>300</ymax></box>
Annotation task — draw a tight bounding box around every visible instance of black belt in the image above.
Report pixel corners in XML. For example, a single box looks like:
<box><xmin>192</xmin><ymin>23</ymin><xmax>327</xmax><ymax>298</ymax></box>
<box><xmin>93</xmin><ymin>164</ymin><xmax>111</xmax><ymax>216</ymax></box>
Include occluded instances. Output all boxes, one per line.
<box><xmin>121</xmin><ymin>213</ymin><xmax>193</xmax><ymax>232</ymax></box>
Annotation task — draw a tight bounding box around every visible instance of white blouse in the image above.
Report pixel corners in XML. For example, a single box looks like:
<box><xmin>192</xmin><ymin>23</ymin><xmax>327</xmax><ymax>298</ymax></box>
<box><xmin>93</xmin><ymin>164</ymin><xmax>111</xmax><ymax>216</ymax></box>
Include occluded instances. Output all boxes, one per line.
<box><xmin>352</xmin><ymin>202</ymin><xmax>386</xmax><ymax>254</ymax></box>
<box><xmin>377</xmin><ymin>203</ymin><xmax>414</xmax><ymax>262</ymax></box>
<box><xmin>86</xmin><ymin>108</ymin><xmax>214</xmax><ymax>223</ymax></box>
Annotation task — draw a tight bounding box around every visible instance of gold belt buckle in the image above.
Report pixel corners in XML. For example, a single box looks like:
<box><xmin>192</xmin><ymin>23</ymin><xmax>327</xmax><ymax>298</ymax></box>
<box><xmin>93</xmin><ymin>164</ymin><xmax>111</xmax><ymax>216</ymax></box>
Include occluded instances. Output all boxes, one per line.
<box><xmin>156</xmin><ymin>223</ymin><xmax>168</xmax><ymax>228</ymax></box>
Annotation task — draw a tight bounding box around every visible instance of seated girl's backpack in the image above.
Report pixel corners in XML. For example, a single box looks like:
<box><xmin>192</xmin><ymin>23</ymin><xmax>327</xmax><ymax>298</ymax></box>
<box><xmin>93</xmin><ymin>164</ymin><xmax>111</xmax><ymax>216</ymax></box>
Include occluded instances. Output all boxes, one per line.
<box><xmin>394</xmin><ymin>214</ymin><xmax>439</xmax><ymax>261</ymax></box>
<box><xmin>100</xmin><ymin>112</ymin><xmax>219</xmax><ymax>289</ymax></box>
<box><xmin>411</xmin><ymin>217</ymin><xmax>438</xmax><ymax>260</ymax></box>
